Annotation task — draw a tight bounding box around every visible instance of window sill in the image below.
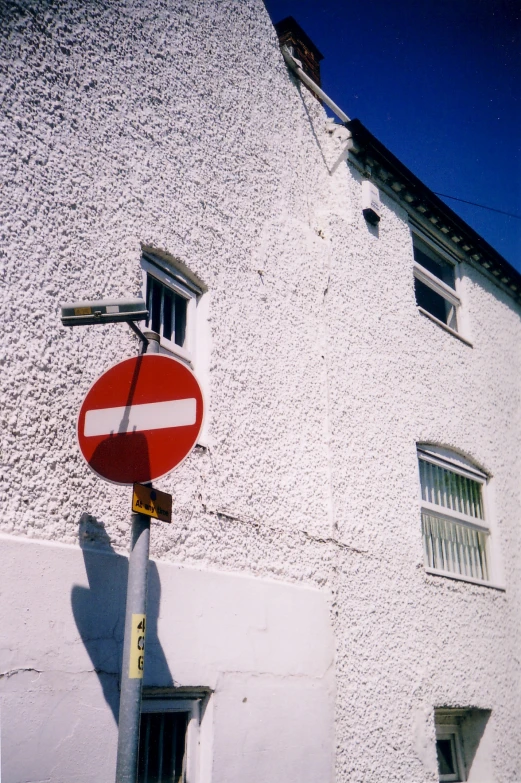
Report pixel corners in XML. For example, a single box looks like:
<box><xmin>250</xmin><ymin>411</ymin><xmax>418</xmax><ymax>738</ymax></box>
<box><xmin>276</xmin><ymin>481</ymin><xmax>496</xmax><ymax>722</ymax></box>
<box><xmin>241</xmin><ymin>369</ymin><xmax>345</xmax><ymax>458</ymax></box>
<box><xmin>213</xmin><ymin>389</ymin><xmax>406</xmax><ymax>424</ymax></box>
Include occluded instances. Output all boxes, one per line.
<box><xmin>425</xmin><ymin>567</ymin><xmax>505</xmax><ymax>591</ymax></box>
<box><xmin>417</xmin><ymin>307</ymin><xmax>473</xmax><ymax>347</ymax></box>
<box><xmin>158</xmin><ymin>341</ymin><xmax>194</xmax><ymax>368</ymax></box>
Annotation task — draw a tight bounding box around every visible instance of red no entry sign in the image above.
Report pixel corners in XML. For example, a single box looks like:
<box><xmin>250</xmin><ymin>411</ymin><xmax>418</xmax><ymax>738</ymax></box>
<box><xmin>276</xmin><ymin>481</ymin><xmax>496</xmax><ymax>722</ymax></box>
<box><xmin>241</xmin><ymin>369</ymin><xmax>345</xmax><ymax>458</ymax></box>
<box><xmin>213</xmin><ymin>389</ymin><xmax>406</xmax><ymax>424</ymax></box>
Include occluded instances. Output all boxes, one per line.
<box><xmin>77</xmin><ymin>354</ymin><xmax>204</xmax><ymax>484</ymax></box>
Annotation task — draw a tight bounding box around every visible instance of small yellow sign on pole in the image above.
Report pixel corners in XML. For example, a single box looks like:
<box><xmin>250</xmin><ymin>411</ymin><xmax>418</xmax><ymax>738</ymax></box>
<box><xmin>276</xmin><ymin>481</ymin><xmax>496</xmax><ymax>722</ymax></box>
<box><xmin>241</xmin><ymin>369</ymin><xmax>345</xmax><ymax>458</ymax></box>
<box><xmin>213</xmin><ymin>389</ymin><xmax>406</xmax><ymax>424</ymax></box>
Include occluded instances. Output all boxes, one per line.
<box><xmin>128</xmin><ymin>614</ymin><xmax>146</xmax><ymax>679</ymax></box>
<box><xmin>132</xmin><ymin>483</ymin><xmax>172</xmax><ymax>523</ymax></box>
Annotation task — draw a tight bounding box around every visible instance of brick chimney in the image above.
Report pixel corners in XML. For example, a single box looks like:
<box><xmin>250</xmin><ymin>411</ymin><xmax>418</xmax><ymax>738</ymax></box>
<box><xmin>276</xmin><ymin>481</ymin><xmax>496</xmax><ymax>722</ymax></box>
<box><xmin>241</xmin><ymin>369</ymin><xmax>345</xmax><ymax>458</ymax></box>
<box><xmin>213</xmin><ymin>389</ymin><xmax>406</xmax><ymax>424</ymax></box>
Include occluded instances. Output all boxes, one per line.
<box><xmin>275</xmin><ymin>16</ymin><xmax>324</xmax><ymax>87</ymax></box>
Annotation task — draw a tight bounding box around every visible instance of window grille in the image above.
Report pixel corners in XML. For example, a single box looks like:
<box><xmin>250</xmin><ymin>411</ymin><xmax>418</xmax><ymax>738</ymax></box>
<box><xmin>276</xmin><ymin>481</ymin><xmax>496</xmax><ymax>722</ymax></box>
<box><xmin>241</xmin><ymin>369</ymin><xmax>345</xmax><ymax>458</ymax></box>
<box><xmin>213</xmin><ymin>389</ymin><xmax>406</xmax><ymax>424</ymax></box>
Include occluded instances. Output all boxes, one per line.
<box><xmin>141</xmin><ymin>253</ymin><xmax>203</xmax><ymax>365</ymax></box>
<box><xmin>146</xmin><ymin>274</ymin><xmax>188</xmax><ymax>348</ymax></box>
<box><xmin>138</xmin><ymin>710</ymin><xmax>188</xmax><ymax>783</ymax></box>
<box><xmin>418</xmin><ymin>449</ymin><xmax>490</xmax><ymax>583</ymax></box>
<box><xmin>139</xmin><ymin>694</ymin><xmax>203</xmax><ymax>783</ymax></box>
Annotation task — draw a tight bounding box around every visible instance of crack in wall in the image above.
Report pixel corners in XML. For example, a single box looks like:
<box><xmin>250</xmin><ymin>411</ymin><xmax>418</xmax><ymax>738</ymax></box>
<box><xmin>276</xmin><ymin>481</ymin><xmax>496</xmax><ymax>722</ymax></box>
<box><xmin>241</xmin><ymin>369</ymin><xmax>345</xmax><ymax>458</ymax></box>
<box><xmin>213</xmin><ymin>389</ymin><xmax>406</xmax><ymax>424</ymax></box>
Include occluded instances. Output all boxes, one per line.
<box><xmin>210</xmin><ymin>507</ymin><xmax>369</xmax><ymax>556</ymax></box>
<box><xmin>0</xmin><ymin>667</ymin><xmax>118</xmax><ymax>680</ymax></box>
<box><xmin>0</xmin><ymin>667</ymin><xmax>43</xmax><ymax>680</ymax></box>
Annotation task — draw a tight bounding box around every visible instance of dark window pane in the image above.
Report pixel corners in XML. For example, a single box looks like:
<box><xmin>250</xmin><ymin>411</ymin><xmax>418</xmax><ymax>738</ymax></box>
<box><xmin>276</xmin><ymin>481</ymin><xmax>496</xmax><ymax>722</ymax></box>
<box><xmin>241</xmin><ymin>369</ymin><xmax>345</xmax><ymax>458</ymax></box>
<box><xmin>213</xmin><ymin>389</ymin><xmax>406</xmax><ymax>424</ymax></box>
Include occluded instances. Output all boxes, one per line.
<box><xmin>173</xmin><ymin>712</ymin><xmax>188</xmax><ymax>783</ymax></box>
<box><xmin>414</xmin><ymin>245</ymin><xmax>455</xmax><ymax>289</ymax></box>
<box><xmin>174</xmin><ymin>294</ymin><xmax>187</xmax><ymax>347</ymax></box>
<box><xmin>415</xmin><ymin>278</ymin><xmax>451</xmax><ymax>324</ymax></box>
<box><xmin>436</xmin><ymin>738</ymin><xmax>456</xmax><ymax>776</ymax></box>
<box><xmin>138</xmin><ymin>711</ymin><xmax>188</xmax><ymax>783</ymax></box>
<box><xmin>149</xmin><ymin>277</ymin><xmax>162</xmax><ymax>336</ymax></box>
<box><xmin>146</xmin><ymin>276</ymin><xmax>152</xmax><ymax>330</ymax></box>
<box><xmin>163</xmin><ymin>288</ymin><xmax>173</xmax><ymax>342</ymax></box>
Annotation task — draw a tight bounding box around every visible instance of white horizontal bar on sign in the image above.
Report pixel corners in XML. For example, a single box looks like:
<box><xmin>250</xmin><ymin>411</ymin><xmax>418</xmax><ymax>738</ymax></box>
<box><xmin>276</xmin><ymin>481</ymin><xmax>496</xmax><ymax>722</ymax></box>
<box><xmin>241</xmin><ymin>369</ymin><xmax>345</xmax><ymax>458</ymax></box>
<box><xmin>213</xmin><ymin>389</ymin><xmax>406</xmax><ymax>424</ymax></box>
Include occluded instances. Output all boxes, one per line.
<box><xmin>84</xmin><ymin>398</ymin><xmax>197</xmax><ymax>437</ymax></box>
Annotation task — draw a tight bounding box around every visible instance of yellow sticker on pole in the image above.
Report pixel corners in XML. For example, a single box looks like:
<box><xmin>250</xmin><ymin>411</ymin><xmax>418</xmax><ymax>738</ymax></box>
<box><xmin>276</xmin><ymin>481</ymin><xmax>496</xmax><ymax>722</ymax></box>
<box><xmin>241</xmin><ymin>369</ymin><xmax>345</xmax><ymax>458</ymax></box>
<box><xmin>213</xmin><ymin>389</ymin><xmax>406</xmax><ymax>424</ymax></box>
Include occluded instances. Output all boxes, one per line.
<box><xmin>132</xmin><ymin>483</ymin><xmax>172</xmax><ymax>523</ymax></box>
<box><xmin>129</xmin><ymin>614</ymin><xmax>146</xmax><ymax>679</ymax></box>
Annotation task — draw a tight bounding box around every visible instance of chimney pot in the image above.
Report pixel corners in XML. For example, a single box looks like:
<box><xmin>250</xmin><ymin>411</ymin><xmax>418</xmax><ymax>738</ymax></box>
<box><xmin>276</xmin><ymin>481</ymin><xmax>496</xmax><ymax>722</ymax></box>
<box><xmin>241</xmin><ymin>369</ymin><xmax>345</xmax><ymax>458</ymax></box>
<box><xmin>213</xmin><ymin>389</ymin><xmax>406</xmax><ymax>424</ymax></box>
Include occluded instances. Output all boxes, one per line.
<box><xmin>275</xmin><ymin>16</ymin><xmax>324</xmax><ymax>89</ymax></box>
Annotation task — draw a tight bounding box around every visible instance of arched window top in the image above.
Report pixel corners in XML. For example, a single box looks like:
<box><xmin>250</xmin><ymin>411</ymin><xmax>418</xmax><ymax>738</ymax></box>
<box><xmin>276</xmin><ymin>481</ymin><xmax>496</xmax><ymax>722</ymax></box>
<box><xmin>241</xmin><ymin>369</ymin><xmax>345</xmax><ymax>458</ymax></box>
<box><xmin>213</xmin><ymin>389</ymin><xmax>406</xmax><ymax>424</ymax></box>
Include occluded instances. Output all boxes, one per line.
<box><xmin>417</xmin><ymin>444</ymin><xmax>488</xmax><ymax>481</ymax></box>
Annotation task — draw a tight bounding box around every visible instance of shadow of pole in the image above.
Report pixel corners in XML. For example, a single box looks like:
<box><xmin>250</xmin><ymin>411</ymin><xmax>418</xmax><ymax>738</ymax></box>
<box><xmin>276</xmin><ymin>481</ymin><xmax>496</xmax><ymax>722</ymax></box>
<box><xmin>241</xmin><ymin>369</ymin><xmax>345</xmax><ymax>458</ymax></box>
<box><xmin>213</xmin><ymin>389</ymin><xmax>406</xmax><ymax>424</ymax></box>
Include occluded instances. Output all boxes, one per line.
<box><xmin>71</xmin><ymin>512</ymin><xmax>174</xmax><ymax>727</ymax></box>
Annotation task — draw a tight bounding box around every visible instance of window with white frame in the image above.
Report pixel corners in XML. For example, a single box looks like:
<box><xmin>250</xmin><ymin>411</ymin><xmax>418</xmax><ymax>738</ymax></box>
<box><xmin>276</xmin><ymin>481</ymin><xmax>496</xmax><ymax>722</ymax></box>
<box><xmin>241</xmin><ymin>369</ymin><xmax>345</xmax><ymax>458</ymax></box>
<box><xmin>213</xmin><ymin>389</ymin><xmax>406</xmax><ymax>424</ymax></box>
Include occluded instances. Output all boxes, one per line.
<box><xmin>141</xmin><ymin>253</ymin><xmax>203</xmax><ymax>365</ymax></box>
<box><xmin>139</xmin><ymin>695</ymin><xmax>202</xmax><ymax>783</ymax></box>
<box><xmin>418</xmin><ymin>447</ymin><xmax>491</xmax><ymax>584</ymax></box>
<box><xmin>435</xmin><ymin>711</ymin><xmax>466</xmax><ymax>782</ymax></box>
<box><xmin>434</xmin><ymin>708</ymin><xmax>491</xmax><ymax>783</ymax></box>
<box><xmin>413</xmin><ymin>232</ymin><xmax>461</xmax><ymax>333</ymax></box>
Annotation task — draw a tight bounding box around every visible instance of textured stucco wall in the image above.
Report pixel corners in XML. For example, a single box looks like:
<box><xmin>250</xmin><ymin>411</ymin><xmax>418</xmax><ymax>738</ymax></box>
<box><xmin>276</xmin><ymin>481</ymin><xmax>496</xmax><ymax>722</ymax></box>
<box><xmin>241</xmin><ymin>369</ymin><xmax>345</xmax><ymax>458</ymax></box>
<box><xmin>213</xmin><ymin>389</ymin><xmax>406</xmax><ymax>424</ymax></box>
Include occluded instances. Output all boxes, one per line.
<box><xmin>1</xmin><ymin>0</ymin><xmax>520</xmax><ymax>781</ymax></box>
<box><xmin>0</xmin><ymin>0</ymin><xmax>334</xmax><ymax>579</ymax></box>
<box><xmin>321</xmin><ymin>124</ymin><xmax>521</xmax><ymax>782</ymax></box>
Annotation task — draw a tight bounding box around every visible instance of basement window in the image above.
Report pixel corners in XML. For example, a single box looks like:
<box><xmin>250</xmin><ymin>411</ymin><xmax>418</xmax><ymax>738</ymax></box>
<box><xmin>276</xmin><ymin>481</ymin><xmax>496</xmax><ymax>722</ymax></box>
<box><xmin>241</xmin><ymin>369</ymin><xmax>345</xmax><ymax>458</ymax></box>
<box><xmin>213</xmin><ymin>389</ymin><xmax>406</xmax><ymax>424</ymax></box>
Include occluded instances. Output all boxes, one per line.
<box><xmin>413</xmin><ymin>233</ymin><xmax>461</xmax><ymax>333</ymax></box>
<box><xmin>139</xmin><ymin>695</ymin><xmax>202</xmax><ymax>783</ymax></box>
<box><xmin>434</xmin><ymin>708</ymin><xmax>492</xmax><ymax>783</ymax></box>
<box><xmin>435</xmin><ymin>712</ymin><xmax>466</xmax><ymax>782</ymax></box>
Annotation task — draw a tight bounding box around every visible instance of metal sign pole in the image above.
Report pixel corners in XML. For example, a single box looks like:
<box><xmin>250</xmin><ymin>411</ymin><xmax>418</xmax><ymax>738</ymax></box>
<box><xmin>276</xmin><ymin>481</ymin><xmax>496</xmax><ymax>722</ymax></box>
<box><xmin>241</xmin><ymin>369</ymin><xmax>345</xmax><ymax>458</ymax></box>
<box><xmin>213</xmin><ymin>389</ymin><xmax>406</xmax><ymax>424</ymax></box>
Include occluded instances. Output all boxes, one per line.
<box><xmin>61</xmin><ymin>303</ymin><xmax>201</xmax><ymax>779</ymax></box>
<box><xmin>115</xmin><ymin>511</ymin><xmax>150</xmax><ymax>782</ymax></box>
<box><xmin>115</xmin><ymin>333</ymin><xmax>159</xmax><ymax>783</ymax></box>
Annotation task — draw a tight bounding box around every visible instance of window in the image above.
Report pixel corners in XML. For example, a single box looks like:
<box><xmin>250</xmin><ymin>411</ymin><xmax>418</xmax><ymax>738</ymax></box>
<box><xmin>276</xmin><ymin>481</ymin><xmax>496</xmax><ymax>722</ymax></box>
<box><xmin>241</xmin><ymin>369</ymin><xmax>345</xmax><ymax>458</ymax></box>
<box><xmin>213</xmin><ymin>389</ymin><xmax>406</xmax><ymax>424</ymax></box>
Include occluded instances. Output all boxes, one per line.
<box><xmin>435</xmin><ymin>711</ymin><xmax>466</xmax><ymax>782</ymax></box>
<box><xmin>139</xmin><ymin>695</ymin><xmax>202</xmax><ymax>783</ymax></box>
<box><xmin>434</xmin><ymin>708</ymin><xmax>491</xmax><ymax>783</ymax></box>
<box><xmin>147</xmin><ymin>275</ymin><xmax>188</xmax><ymax>348</ymax></box>
<box><xmin>141</xmin><ymin>247</ymin><xmax>211</xmax><ymax>446</ymax></box>
<box><xmin>418</xmin><ymin>447</ymin><xmax>491</xmax><ymax>584</ymax></box>
<box><xmin>138</xmin><ymin>710</ymin><xmax>187</xmax><ymax>782</ymax></box>
<box><xmin>141</xmin><ymin>252</ymin><xmax>203</xmax><ymax>365</ymax></box>
<box><xmin>413</xmin><ymin>233</ymin><xmax>461</xmax><ymax>333</ymax></box>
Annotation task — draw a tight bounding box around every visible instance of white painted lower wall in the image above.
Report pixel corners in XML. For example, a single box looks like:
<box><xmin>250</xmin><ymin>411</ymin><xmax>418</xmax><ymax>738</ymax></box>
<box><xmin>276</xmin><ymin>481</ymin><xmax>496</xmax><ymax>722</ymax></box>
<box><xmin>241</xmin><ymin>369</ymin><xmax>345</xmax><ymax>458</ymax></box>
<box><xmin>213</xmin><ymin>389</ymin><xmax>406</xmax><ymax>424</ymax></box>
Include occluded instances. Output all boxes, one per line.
<box><xmin>0</xmin><ymin>535</ymin><xmax>335</xmax><ymax>782</ymax></box>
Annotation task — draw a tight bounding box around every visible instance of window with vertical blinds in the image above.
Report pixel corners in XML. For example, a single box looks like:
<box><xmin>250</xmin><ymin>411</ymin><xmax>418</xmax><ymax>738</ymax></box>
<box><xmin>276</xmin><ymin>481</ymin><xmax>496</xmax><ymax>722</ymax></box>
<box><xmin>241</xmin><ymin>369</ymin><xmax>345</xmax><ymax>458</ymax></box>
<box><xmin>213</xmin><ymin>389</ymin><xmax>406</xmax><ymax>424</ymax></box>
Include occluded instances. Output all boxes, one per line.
<box><xmin>418</xmin><ymin>448</ymin><xmax>490</xmax><ymax>583</ymax></box>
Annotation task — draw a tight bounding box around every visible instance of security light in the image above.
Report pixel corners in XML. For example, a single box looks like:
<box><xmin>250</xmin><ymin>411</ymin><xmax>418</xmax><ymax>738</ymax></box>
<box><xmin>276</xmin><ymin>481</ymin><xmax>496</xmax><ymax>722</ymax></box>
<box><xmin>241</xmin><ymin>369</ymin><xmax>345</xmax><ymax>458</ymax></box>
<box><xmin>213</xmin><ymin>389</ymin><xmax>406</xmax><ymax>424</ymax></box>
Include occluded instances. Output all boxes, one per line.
<box><xmin>61</xmin><ymin>298</ymin><xmax>148</xmax><ymax>327</ymax></box>
<box><xmin>362</xmin><ymin>180</ymin><xmax>381</xmax><ymax>225</ymax></box>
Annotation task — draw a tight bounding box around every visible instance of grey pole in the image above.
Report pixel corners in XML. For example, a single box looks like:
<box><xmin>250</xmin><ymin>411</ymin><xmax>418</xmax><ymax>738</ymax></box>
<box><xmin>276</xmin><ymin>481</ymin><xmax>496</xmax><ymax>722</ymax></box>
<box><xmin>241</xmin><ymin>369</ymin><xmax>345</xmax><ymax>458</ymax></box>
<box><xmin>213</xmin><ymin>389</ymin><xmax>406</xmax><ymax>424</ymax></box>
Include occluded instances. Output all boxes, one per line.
<box><xmin>115</xmin><ymin>331</ymin><xmax>160</xmax><ymax>783</ymax></box>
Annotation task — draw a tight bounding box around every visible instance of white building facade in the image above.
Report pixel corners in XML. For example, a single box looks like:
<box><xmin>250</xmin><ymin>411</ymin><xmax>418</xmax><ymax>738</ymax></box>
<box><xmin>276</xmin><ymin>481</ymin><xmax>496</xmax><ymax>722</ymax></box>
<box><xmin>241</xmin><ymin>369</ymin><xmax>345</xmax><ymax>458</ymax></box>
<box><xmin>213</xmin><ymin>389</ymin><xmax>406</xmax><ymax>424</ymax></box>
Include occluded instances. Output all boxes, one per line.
<box><xmin>1</xmin><ymin>2</ymin><xmax>520</xmax><ymax>781</ymax></box>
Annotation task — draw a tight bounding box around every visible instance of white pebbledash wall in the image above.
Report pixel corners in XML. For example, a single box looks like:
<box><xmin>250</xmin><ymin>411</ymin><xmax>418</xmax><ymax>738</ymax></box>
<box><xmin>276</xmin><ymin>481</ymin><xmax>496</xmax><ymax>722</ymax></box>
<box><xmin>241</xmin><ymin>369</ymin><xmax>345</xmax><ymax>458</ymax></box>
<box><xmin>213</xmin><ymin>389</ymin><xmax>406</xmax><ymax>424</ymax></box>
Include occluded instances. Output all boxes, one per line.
<box><xmin>1</xmin><ymin>1</ymin><xmax>520</xmax><ymax>782</ymax></box>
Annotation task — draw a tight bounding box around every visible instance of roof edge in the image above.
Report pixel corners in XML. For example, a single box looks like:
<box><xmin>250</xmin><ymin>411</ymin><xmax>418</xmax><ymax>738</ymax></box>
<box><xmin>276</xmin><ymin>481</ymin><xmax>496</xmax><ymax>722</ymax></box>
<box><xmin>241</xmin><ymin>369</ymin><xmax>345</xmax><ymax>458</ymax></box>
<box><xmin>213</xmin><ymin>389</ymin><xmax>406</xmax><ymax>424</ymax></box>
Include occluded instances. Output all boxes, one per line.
<box><xmin>346</xmin><ymin>118</ymin><xmax>521</xmax><ymax>305</ymax></box>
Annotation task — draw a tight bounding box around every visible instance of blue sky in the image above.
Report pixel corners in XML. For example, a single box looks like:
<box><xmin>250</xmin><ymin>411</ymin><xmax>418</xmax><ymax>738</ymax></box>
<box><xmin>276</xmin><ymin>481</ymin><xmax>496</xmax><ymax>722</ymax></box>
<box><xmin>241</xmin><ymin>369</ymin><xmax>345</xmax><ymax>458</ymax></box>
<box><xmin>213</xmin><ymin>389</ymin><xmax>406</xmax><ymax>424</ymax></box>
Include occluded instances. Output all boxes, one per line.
<box><xmin>263</xmin><ymin>0</ymin><xmax>520</xmax><ymax>271</ymax></box>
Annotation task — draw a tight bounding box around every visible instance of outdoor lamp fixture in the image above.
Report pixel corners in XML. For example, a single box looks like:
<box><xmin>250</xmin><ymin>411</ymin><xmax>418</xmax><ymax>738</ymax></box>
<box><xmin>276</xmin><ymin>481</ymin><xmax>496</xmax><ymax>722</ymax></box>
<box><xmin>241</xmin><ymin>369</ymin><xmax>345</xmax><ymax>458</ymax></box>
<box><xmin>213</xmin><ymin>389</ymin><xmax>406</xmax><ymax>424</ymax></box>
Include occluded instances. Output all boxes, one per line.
<box><xmin>60</xmin><ymin>298</ymin><xmax>150</xmax><ymax>350</ymax></box>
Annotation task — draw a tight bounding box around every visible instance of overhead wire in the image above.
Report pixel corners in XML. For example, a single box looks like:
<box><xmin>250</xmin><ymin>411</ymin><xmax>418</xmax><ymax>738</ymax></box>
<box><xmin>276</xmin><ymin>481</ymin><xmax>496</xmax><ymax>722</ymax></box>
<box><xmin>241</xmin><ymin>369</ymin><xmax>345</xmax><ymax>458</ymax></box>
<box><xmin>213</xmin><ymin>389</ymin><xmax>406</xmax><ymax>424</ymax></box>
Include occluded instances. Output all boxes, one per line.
<box><xmin>280</xmin><ymin>47</ymin><xmax>521</xmax><ymax>224</ymax></box>
<box><xmin>433</xmin><ymin>192</ymin><xmax>521</xmax><ymax>220</ymax></box>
